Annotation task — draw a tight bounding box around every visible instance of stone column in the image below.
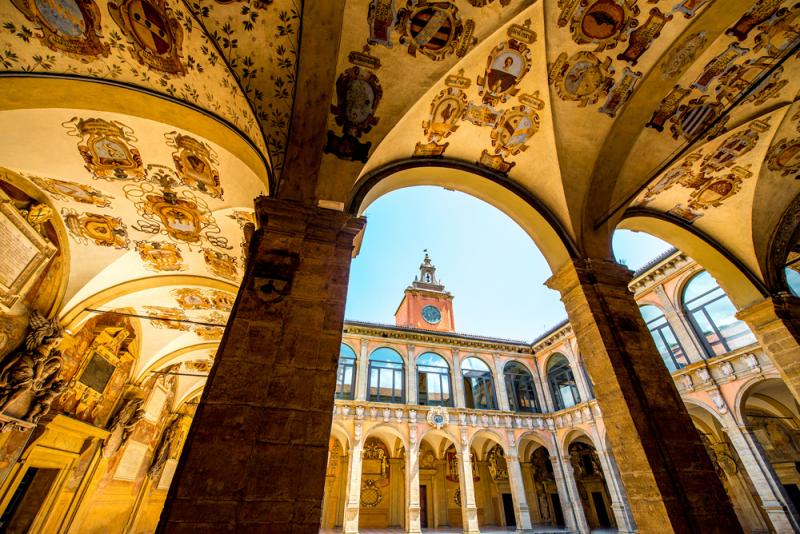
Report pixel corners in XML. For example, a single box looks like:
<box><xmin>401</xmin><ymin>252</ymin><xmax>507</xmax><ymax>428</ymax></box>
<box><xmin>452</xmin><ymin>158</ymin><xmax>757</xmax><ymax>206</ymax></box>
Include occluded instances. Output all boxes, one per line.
<box><xmin>356</xmin><ymin>341</ymin><xmax>370</xmax><ymax>401</ymax></box>
<box><xmin>725</xmin><ymin>422</ymin><xmax>800</xmax><ymax>532</ymax></box>
<box><xmin>406</xmin><ymin>444</ymin><xmax>422</xmax><ymax>534</ymax></box>
<box><xmin>457</xmin><ymin>450</ymin><xmax>480</xmax><ymax>534</ymax></box>
<box><xmin>594</xmin><ymin>445</ymin><xmax>636</xmax><ymax>533</ymax></box>
<box><xmin>738</xmin><ymin>295</ymin><xmax>800</xmax><ymax>404</ymax></box>
<box><xmin>452</xmin><ymin>349</ymin><xmax>466</xmax><ymax>408</ymax></box>
<box><xmin>157</xmin><ymin>197</ymin><xmax>364</xmax><ymax>533</ymax></box>
<box><xmin>506</xmin><ymin>452</ymin><xmax>534</xmax><ymax>532</ymax></box>
<box><xmin>653</xmin><ymin>285</ymin><xmax>706</xmax><ymax>363</ymax></box>
<box><xmin>343</xmin><ymin>441</ymin><xmax>364</xmax><ymax>534</ymax></box>
<box><xmin>407</xmin><ymin>344</ymin><xmax>417</xmax><ymax>405</ymax></box>
<box><xmin>550</xmin><ymin>453</ymin><xmax>585</xmax><ymax>533</ymax></box>
<box><xmin>494</xmin><ymin>354</ymin><xmax>511</xmax><ymax>411</ymax></box>
<box><xmin>546</xmin><ymin>259</ymin><xmax>741</xmax><ymax>533</ymax></box>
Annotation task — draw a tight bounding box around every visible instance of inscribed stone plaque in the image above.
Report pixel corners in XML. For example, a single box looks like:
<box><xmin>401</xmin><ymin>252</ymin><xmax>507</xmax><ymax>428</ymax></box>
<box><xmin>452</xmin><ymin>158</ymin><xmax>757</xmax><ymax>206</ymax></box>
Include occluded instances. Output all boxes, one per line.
<box><xmin>144</xmin><ymin>386</ymin><xmax>167</xmax><ymax>422</ymax></box>
<box><xmin>78</xmin><ymin>352</ymin><xmax>116</xmax><ymax>393</ymax></box>
<box><xmin>114</xmin><ymin>440</ymin><xmax>148</xmax><ymax>481</ymax></box>
<box><xmin>157</xmin><ymin>458</ymin><xmax>178</xmax><ymax>490</ymax></box>
<box><xmin>0</xmin><ymin>214</ymin><xmax>36</xmax><ymax>288</ymax></box>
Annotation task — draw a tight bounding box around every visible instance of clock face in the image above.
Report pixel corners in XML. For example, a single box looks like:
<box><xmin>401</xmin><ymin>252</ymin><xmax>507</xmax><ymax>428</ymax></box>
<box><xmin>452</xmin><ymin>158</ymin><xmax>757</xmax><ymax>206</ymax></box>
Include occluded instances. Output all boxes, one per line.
<box><xmin>422</xmin><ymin>305</ymin><xmax>441</xmax><ymax>324</ymax></box>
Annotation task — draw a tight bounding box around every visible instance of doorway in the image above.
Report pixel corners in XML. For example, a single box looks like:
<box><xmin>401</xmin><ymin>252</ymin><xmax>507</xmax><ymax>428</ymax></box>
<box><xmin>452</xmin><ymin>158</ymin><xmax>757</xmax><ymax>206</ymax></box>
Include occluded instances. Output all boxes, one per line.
<box><xmin>592</xmin><ymin>491</ymin><xmax>611</xmax><ymax>528</ymax></box>
<box><xmin>420</xmin><ymin>485</ymin><xmax>428</xmax><ymax>528</ymax></box>
<box><xmin>551</xmin><ymin>493</ymin><xmax>565</xmax><ymax>527</ymax></box>
<box><xmin>501</xmin><ymin>493</ymin><xmax>516</xmax><ymax>527</ymax></box>
<box><xmin>0</xmin><ymin>467</ymin><xmax>60</xmax><ymax>533</ymax></box>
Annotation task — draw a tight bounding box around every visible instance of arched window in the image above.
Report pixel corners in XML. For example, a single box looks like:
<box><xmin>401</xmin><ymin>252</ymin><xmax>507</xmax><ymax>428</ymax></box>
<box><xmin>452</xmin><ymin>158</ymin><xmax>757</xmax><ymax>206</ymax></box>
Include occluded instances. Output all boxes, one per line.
<box><xmin>682</xmin><ymin>271</ymin><xmax>756</xmax><ymax>357</ymax></box>
<box><xmin>639</xmin><ymin>305</ymin><xmax>688</xmax><ymax>372</ymax></box>
<box><xmin>785</xmin><ymin>266</ymin><xmax>800</xmax><ymax>297</ymax></box>
<box><xmin>417</xmin><ymin>352</ymin><xmax>452</xmax><ymax>406</ymax></box>
<box><xmin>547</xmin><ymin>354</ymin><xmax>580</xmax><ymax>411</ymax></box>
<box><xmin>335</xmin><ymin>343</ymin><xmax>357</xmax><ymax>400</ymax></box>
<box><xmin>504</xmin><ymin>361</ymin><xmax>539</xmax><ymax>413</ymax></box>
<box><xmin>368</xmin><ymin>347</ymin><xmax>404</xmax><ymax>403</ymax></box>
<box><xmin>461</xmin><ymin>357</ymin><xmax>497</xmax><ymax>410</ymax></box>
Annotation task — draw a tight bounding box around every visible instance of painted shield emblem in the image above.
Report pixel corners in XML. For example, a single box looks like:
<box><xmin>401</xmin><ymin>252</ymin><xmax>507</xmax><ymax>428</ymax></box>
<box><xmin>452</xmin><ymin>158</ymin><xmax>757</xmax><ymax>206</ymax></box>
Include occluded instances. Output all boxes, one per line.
<box><xmin>252</xmin><ymin>251</ymin><xmax>299</xmax><ymax>305</ymax></box>
<box><xmin>35</xmin><ymin>0</ymin><xmax>85</xmax><ymax>36</ymax></box>
<box><xmin>128</xmin><ymin>0</ymin><xmax>170</xmax><ymax>55</ymax></box>
<box><xmin>581</xmin><ymin>0</ymin><xmax>625</xmax><ymax>40</ymax></box>
<box><xmin>408</xmin><ymin>6</ymin><xmax>454</xmax><ymax>52</ymax></box>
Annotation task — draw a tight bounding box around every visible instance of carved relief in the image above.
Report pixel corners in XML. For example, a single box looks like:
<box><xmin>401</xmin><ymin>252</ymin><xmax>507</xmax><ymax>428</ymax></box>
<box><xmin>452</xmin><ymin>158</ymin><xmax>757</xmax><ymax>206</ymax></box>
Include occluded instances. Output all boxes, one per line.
<box><xmin>102</xmin><ymin>396</ymin><xmax>145</xmax><ymax>457</ymax></box>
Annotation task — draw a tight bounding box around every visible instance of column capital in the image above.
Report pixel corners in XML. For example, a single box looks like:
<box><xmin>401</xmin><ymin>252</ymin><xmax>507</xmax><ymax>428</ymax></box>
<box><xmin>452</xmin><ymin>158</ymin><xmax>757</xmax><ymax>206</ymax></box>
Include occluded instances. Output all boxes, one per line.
<box><xmin>737</xmin><ymin>293</ymin><xmax>800</xmax><ymax>327</ymax></box>
<box><xmin>545</xmin><ymin>258</ymin><xmax>634</xmax><ymax>295</ymax></box>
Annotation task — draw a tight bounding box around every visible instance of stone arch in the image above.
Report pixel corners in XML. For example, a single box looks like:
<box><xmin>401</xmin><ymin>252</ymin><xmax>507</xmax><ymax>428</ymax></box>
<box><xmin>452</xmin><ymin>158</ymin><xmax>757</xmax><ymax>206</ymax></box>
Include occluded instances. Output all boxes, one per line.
<box><xmin>363</xmin><ymin>423</ymin><xmax>409</xmax><ymax>457</ymax></box>
<box><xmin>764</xmin><ymin>192</ymin><xmax>800</xmax><ymax>293</ymax></box>
<box><xmin>732</xmin><ymin>373</ymin><xmax>785</xmax><ymax>425</ymax></box>
<box><xmin>517</xmin><ymin>431</ymin><xmax>554</xmax><ymax>459</ymax></box>
<box><xmin>348</xmin><ymin>159</ymin><xmax>578</xmax><ymax>274</ymax></box>
<box><xmin>470</xmin><ymin>428</ymin><xmax>507</xmax><ymax>461</ymax></box>
<box><xmin>330</xmin><ymin>422</ymin><xmax>352</xmax><ymax>453</ymax></box>
<box><xmin>133</xmin><ymin>342</ymin><xmax>218</xmax><ymax>384</ymax></box>
<box><xmin>418</xmin><ymin>427</ymin><xmax>461</xmax><ymax>456</ymax></box>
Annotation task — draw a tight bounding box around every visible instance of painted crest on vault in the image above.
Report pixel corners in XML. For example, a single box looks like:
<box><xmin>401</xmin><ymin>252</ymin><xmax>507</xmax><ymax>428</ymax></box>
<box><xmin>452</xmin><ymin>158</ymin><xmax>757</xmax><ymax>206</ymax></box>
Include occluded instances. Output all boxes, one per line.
<box><xmin>108</xmin><ymin>0</ymin><xmax>186</xmax><ymax>75</ymax></box>
<box><xmin>477</xmin><ymin>38</ymin><xmax>533</xmax><ymax>106</ymax></box>
<box><xmin>396</xmin><ymin>1</ymin><xmax>475</xmax><ymax>61</ymax></box>
<box><xmin>414</xmin><ymin>86</ymin><xmax>468</xmax><ymax>157</ymax></box>
<box><xmin>62</xmin><ymin>208</ymin><xmax>130</xmax><ymax>249</ymax></box>
<box><xmin>490</xmin><ymin>101</ymin><xmax>542</xmax><ymax>158</ymax></box>
<box><xmin>166</xmin><ymin>132</ymin><xmax>222</xmax><ymax>199</ymax></box>
<box><xmin>203</xmin><ymin>248</ymin><xmax>239</xmax><ymax>281</ymax></box>
<box><xmin>367</xmin><ymin>0</ymin><xmax>398</xmax><ymax>47</ymax></box>
<box><xmin>766</xmin><ymin>137</ymin><xmax>800</xmax><ymax>177</ymax></box>
<box><xmin>324</xmin><ymin>65</ymin><xmax>383</xmax><ymax>163</ymax></box>
<box><xmin>568</xmin><ymin>0</ymin><xmax>639</xmax><ymax>53</ymax></box>
<box><xmin>10</xmin><ymin>0</ymin><xmax>110</xmax><ymax>59</ymax></box>
<box><xmin>30</xmin><ymin>175</ymin><xmax>114</xmax><ymax>207</ymax></box>
<box><xmin>549</xmin><ymin>51</ymin><xmax>614</xmax><ymax>107</ymax></box>
<box><xmin>66</xmin><ymin>117</ymin><xmax>145</xmax><ymax>181</ymax></box>
<box><xmin>669</xmin><ymin>96</ymin><xmax>725</xmax><ymax>141</ymax></box>
<box><xmin>136</xmin><ymin>240</ymin><xmax>186</xmax><ymax>272</ymax></box>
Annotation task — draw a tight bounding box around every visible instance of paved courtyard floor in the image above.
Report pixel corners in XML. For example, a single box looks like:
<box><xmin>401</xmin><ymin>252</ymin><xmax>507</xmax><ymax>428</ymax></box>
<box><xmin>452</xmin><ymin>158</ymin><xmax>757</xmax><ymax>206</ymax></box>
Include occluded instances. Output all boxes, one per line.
<box><xmin>321</xmin><ymin>528</ymin><xmax>617</xmax><ymax>533</ymax></box>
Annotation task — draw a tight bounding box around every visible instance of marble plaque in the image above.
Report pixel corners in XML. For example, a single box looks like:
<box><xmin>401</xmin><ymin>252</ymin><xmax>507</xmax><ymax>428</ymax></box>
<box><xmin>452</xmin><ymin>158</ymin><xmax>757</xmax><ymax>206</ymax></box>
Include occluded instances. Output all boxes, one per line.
<box><xmin>157</xmin><ymin>458</ymin><xmax>178</xmax><ymax>490</ymax></box>
<box><xmin>144</xmin><ymin>386</ymin><xmax>167</xmax><ymax>422</ymax></box>
<box><xmin>114</xmin><ymin>440</ymin><xmax>148</xmax><ymax>481</ymax></box>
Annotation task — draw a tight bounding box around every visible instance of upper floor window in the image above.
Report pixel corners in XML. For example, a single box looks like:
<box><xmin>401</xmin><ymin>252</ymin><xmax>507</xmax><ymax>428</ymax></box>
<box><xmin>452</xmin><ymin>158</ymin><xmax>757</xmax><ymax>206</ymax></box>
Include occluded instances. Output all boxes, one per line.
<box><xmin>462</xmin><ymin>357</ymin><xmax>497</xmax><ymax>410</ymax></box>
<box><xmin>417</xmin><ymin>352</ymin><xmax>452</xmax><ymax>407</ymax></box>
<box><xmin>335</xmin><ymin>343</ymin><xmax>357</xmax><ymax>400</ymax></box>
<box><xmin>504</xmin><ymin>361</ymin><xmax>539</xmax><ymax>413</ymax></box>
<box><xmin>682</xmin><ymin>271</ymin><xmax>756</xmax><ymax>357</ymax></box>
<box><xmin>368</xmin><ymin>347</ymin><xmax>404</xmax><ymax>404</ymax></box>
<box><xmin>639</xmin><ymin>305</ymin><xmax>688</xmax><ymax>372</ymax></box>
<box><xmin>547</xmin><ymin>354</ymin><xmax>580</xmax><ymax>411</ymax></box>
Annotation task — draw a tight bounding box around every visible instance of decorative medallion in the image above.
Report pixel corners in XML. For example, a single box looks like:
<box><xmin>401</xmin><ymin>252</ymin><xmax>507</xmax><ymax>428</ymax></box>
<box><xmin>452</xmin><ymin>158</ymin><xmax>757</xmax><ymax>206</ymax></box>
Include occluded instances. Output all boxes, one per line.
<box><xmin>669</xmin><ymin>95</ymin><xmax>725</xmax><ymax>141</ymax></box>
<box><xmin>638</xmin><ymin>160</ymin><xmax>697</xmax><ymax>204</ymax></box>
<box><xmin>166</xmin><ymin>132</ymin><xmax>222</xmax><ymax>199</ymax></box>
<box><xmin>360</xmin><ymin>479</ymin><xmax>383</xmax><ymax>508</ymax></box>
<box><xmin>752</xmin><ymin>6</ymin><xmax>800</xmax><ymax>58</ymax></box>
<box><xmin>107</xmin><ymin>0</ymin><xmax>186</xmax><ymax>75</ymax></box>
<box><xmin>700</xmin><ymin>120</ymin><xmax>769</xmax><ymax>173</ymax></box>
<box><xmin>692</xmin><ymin>43</ymin><xmax>748</xmax><ymax>93</ymax></box>
<box><xmin>716</xmin><ymin>58</ymin><xmax>789</xmax><ymax>106</ymax></box>
<box><xmin>124</xmin><ymin>166</ymin><xmax>229</xmax><ymax>248</ymax></box>
<box><xmin>414</xmin><ymin>86</ymin><xmax>468</xmax><ymax>157</ymax></box>
<box><xmin>62</xmin><ymin>208</ymin><xmax>130</xmax><ymax>249</ymax></box>
<box><xmin>478</xmin><ymin>149</ymin><xmax>515</xmax><ymax>174</ymax></box>
<box><xmin>464</xmin><ymin>102</ymin><xmax>501</xmax><ymax>128</ymax></box>
<box><xmin>396</xmin><ymin>1</ymin><xmax>475</xmax><ymax>61</ymax></box>
<box><xmin>490</xmin><ymin>100</ymin><xmax>542</xmax><ymax>160</ymax></box>
<box><xmin>66</xmin><ymin>117</ymin><xmax>145</xmax><ymax>181</ymax></box>
<box><xmin>426</xmin><ymin>405</ymin><xmax>449</xmax><ymax>429</ymax></box>
<box><xmin>367</xmin><ymin>0</ymin><xmax>398</xmax><ymax>47</ymax></box>
<box><xmin>143</xmin><ymin>306</ymin><xmax>189</xmax><ymax>330</ymax></box>
<box><xmin>135</xmin><ymin>240</ymin><xmax>186</xmax><ymax>272</ymax></box>
<box><xmin>568</xmin><ymin>0</ymin><xmax>639</xmax><ymax>53</ymax></box>
<box><xmin>660</xmin><ymin>32</ymin><xmax>707</xmax><ymax>80</ymax></box>
<box><xmin>766</xmin><ymin>136</ymin><xmax>800</xmax><ymax>177</ymax></box>
<box><xmin>726</xmin><ymin>0</ymin><xmax>783</xmax><ymax>42</ymax></box>
<box><xmin>171</xmin><ymin>287</ymin><xmax>234</xmax><ymax>311</ymax></box>
<box><xmin>599</xmin><ymin>66</ymin><xmax>642</xmax><ymax>117</ymax></box>
<box><xmin>477</xmin><ymin>33</ymin><xmax>534</xmax><ymax>106</ymax></box>
<box><xmin>10</xmin><ymin>0</ymin><xmax>109</xmax><ymax>59</ymax></box>
<box><xmin>203</xmin><ymin>248</ymin><xmax>238</xmax><ymax>281</ymax></box>
<box><xmin>688</xmin><ymin>167</ymin><xmax>752</xmax><ymax>210</ymax></box>
<box><xmin>194</xmin><ymin>312</ymin><xmax>225</xmax><ymax>340</ymax></box>
<box><xmin>549</xmin><ymin>51</ymin><xmax>614</xmax><ymax>107</ymax></box>
<box><xmin>30</xmin><ymin>175</ymin><xmax>113</xmax><ymax>207</ymax></box>
<box><xmin>324</xmin><ymin>65</ymin><xmax>383</xmax><ymax>163</ymax></box>
<box><xmin>646</xmin><ymin>85</ymin><xmax>691</xmax><ymax>131</ymax></box>
<box><xmin>617</xmin><ymin>7</ymin><xmax>672</xmax><ymax>65</ymax></box>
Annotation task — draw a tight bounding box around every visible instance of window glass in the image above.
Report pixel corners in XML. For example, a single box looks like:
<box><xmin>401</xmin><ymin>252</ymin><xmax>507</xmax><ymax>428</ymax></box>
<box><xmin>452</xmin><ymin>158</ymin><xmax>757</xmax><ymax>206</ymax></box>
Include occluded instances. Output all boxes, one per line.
<box><xmin>462</xmin><ymin>357</ymin><xmax>496</xmax><ymax>410</ymax></box>
<box><xmin>417</xmin><ymin>352</ymin><xmax>452</xmax><ymax>407</ymax></box>
<box><xmin>504</xmin><ymin>361</ymin><xmax>539</xmax><ymax>413</ymax></box>
<box><xmin>368</xmin><ymin>347</ymin><xmax>404</xmax><ymax>403</ymax></box>
<box><xmin>639</xmin><ymin>305</ymin><xmax>688</xmax><ymax>372</ymax></box>
<box><xmin>335</xmin><ymin>343</ymin><xmax>356</xmax><ymax>400</ymax></box>
<box><xmin>785</xmin><ymin>267</ymin><xmax>800</xmax><ymax>297</ymax></box>
<box><xmin>547</xmin><ymin>354</ymin><xmax>580</xmax><ymax>411</ymax></box>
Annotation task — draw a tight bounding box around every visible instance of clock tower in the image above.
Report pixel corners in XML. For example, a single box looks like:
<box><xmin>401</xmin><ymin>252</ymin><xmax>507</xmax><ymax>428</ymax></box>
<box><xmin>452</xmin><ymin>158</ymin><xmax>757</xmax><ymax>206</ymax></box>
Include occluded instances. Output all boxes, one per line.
<box><xmin>394</xmin><ymin>253</ymin><xmax>455</xmax><ymax>332</ymax></box>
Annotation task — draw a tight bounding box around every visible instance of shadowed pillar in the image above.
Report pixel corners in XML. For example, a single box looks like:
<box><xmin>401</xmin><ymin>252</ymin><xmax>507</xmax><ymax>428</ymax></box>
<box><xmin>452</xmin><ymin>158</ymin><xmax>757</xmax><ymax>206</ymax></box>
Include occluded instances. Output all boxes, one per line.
<box><xmin>157</xmin><ymin>196</ymin><xmax>364</xmax><ymax>533</ymax></box>
<box><xmin>546</xmin><ymin>258</ymin><xmax>742</xmax><ymax>534</ymax></box>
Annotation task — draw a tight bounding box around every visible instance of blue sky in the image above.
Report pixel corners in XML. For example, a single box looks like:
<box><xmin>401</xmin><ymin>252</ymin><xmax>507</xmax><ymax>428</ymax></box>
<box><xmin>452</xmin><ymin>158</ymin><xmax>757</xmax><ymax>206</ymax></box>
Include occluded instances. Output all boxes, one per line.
<box><xmin>345</xmin><ymin>187</ymin><xmax>672</xmax><ymax>341</ymax></box>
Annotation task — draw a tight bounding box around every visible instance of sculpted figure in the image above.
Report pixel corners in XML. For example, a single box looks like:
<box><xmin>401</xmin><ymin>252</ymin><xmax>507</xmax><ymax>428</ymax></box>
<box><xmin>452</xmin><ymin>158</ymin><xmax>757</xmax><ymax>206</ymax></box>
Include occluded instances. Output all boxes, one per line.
<box><xmin>0</xmin><ymin>311</ymin><xmax>64</xmax><ymax>414</ymax></box>
<box><xmin>149</xmin><ymin>415</ymin><xmax>183</xmax><ymax>478</ymax></box>
<box><xmin>24</xmin><ymin>379</ymin><xmax>68</xmax><ymax>424</ymax></box>
<box><xmin>102</xmin><ymin>397</ymin><xmax>145</xmax><ymax>458</ymax></box>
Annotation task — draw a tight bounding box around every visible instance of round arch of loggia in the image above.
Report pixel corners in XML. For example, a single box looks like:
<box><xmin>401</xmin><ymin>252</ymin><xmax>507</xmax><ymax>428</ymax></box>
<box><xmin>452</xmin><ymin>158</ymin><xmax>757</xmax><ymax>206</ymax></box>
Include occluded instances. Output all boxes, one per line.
<box><xmin>347</xmin><ymin>158</ymin><xmax>579</xmax><ymax>275</ymax></box>
<box><xmin>619</xmin><ymin>210</ymin><xmax>768</xmax><ymax>308</ymax></box>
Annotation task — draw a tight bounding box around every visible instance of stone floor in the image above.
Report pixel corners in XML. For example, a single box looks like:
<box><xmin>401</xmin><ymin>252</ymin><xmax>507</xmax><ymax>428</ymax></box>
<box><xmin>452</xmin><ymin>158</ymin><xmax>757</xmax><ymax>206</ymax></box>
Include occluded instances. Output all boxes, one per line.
<box><xmin>320</xmin><ymin>528</ymin><xmax>617</xmax><ymax>533</ymax></box>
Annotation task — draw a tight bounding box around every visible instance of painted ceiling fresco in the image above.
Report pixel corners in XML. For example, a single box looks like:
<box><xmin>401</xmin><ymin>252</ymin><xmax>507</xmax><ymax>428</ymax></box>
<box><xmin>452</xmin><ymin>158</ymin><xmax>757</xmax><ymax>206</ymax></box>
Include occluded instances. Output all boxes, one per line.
<box><xmin>1</xmin><ymin>0</ymin><xmax>268</xmax><ymax>158</ymax></box>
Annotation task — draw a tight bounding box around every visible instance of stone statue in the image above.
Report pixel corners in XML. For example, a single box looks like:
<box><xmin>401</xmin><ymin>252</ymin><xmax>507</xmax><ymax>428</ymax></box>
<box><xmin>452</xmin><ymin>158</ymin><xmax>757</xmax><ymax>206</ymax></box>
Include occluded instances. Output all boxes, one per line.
<box><xmin>102</xmin><ymin>397</ymin><xmax>145</xmax><ymax>458</ymax></box>
<box><xmin>0</xmin><ymin>311</ymin><xmax>64</xmax><ymax>415</ymax></box>
<box><xmin>149</xmin><ymin>415</ymin><xmax>183</xmax><ymax>478</ymax></box>
<box><xmin>24</xmin><ymin>378</ymin><xmax>67</xmax><ymax>424</ymax></box>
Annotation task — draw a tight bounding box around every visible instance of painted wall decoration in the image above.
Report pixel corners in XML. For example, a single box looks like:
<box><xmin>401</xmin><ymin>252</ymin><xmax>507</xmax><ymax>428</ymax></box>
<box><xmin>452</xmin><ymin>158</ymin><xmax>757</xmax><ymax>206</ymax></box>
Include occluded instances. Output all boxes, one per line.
<box><xmin>395</xmin><ymin>1</ymin><xmax>475</xmax><ymax>61</ymax></box>
<box><xmin>567</xmin><ymin>0</ymin><xmax>640</xmax><ymax>53</ymax></box>
<box><xmin>414</xmin><ymin>73</ymin><xmax>469</xmax><ymax>157</ymax></box>
<box><xmin>135</xmin><ymin>240</ymin><xmax>186</xmax><ymax>271</ymax></box>
<box><xmin>10</xmin><ymin>0</ymin><xmax>110</xmax><ymax>59</ymax></box>
<box><xmin>166</xmin><ymin>132</ymin><xmax>222</xmax><ymax>199</ymax></box>
<box><xmin>202</xmin><ymin>247</ymin><xmax>238</xmax><ymax>281</ymax></box>
<box><xmin>549</xmin><ymin>51</ymin><xmax>614</xmax><ymax>107</ymax></box>
<box><xmin>480</xmin><ymin>92</ymin><xmax>544</xmax><ymax>173</ymax></box>
<box><xmin>367</xmin><ymin>0</ymin><xmax>397</xmax><ymax>47</ymax></box>
<box><xmin>617</xmin><ymin>7</ymin><xmax>672</xmax><ymax>65</ymax></box>
<box><xmin>65</xmin><ymin>117</ymin><xmax>145</xmax><ymax>181</ymax></box>
<box><xmin>660</xmin><ymin>32</ymin><xmax>707</xmax><ymax>80</ymax></box>
<box><xmin>143</xmin><ymin>304</ymin><xmax>226</xmax><ymax>338</ymax></box>
<box><xmin>477</xmin><ymin>21</ymin><xmax>535</xmax><ymax>106</ymax></box>
<box><xmin>766</xmin><ymin>110</ymin><xmax>800</xmax><ymax>177</ymax></box>
<box><xmin>170</xmin><ymin>287</ymin><xmax>234</xmax><ymax>311</ymax></box>
<box><xmin>107</xmin><ymin>0</ymin><xmax>185</xmax><ymax>75</ymax></box>
<box><xmin>30</xmin><ymin>176</ymin><xmax>114</xmax><ymax>207</ymax></box>
<box><xmin>62</xmin><ymin>207</ymin><xmax>130</xmax><ymax>248</ymax></box>
<box><xmin>727</xmin><ymin>0</ymin><xmax>785</xmax><ymax>42</ymax></box>
<box><xmin>324</xmin><ymin>51</ymin><xmax>383</xmax><ymax>163</ymax></box>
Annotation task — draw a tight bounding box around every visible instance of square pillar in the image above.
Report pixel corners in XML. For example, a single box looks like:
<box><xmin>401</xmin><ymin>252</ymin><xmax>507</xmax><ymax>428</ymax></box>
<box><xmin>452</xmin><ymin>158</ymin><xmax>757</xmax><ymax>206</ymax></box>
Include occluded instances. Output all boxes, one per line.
<box><xmin>738</xmin><ymin>295</ymin><xmax>800</xmax><ymax>403</ymax></box>
<box><xmin>594</xmin><ymin>445</ymin><xmax>636</xmax><ymax>533</ymax></box>
<box><xmin>452</xmin><ymin>350</ymin><xmax>466</xmax><ymax>408</ymax></box>
<box><xmin>405</xmin><ymin>443</ymin><xmax>422</xmax><ymax>533</ymax></box>
<box><xmin>457</xmin><ymin>450</ymin><xmax>480</xmax><ymax>534</ymax></box>
<box><xmin>506</xmin><ymin>452</ymin><xmax>534</xmax><ymax>532</ymax></box>
<box><xmin>493</xmin><ymin>354</ymin><xmax>511</xmax><ymax>411</ymax></box>
<box><xmin>343</xmin><ymin>441</ymin><xmax>364</xmax><ymax>534</ymax></box>
<box><xmin>546</xmin><ymin>258</ymin><xmax>741</xmax><ymax>533</ymax></box>
<box><xmin>356</xmin><ymin>342</ymin><xmax>369</xmax><ymax>401</ymax></box>
<box><xmin>157</xmin><ymin>197</ymin><xmax>364</xmax><ymax>533</ymax></box>
<box><xmin>407</xmin><ymin>344</ymin><xmax>417</xmax><ymax>406</ymax></box>
<box><xmin>550</xmin><ymin>452</ymin><xmax>586</xmax><ymax>533</ymax></box>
